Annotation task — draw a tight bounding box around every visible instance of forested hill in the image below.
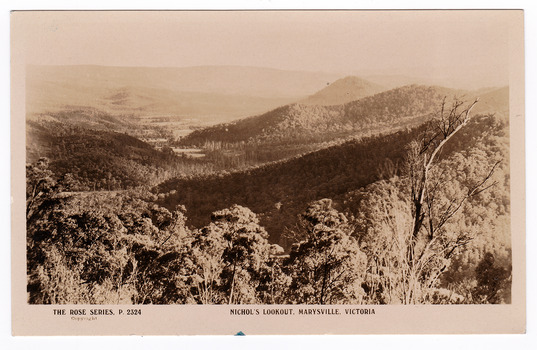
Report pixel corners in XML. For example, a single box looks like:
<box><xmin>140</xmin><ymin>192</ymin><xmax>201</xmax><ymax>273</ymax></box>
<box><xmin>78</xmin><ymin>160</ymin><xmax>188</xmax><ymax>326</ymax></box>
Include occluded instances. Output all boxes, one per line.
<box><xmin>157</xmin><ymin>113</ymin><xmax>507</xmax><ymax>247</ymax></box>
<box><xmin>300</xmin><ymin>76</ymin><xmax>385</xmax><ymax>106</ymax></box>
<box><xmin>179</xmin><ymin>85</ymin><xmax>458</xmax><ymax>146</ymax></box>
<box><xmin>26</xmin><ymin>113</ymin><xmax>215</xmax><ymax>190</ymax></box>
<box><xmin>26</xmin><ymin>108</ymin><xmax>133</xmax><ymax>133</ymax></box>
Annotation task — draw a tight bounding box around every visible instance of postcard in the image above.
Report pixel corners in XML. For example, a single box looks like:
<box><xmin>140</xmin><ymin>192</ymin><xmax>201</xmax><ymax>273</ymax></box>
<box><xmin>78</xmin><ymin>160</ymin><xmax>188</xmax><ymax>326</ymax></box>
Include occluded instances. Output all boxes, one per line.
<box><xmin>11</xmin><ymin>10</ymin><xmax>525</xmax><ymax>335</ymax></box>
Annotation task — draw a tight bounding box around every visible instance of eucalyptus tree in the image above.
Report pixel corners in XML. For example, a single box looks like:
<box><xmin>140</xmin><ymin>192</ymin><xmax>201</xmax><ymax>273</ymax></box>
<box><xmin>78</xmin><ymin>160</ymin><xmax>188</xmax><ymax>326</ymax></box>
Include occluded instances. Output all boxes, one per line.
<box><xmin>285</xmin><ymin>199</ymin><xmax>367</xmax><ymax>304</ymax></box>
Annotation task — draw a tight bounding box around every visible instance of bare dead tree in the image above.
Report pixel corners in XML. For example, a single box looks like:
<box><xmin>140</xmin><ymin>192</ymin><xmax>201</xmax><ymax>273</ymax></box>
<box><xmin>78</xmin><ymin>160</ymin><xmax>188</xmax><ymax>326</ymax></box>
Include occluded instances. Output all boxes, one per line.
<box><xmin>402</xmin><ymin>97</ymin><xmax>500</xmax><ymax>303</ymax></box>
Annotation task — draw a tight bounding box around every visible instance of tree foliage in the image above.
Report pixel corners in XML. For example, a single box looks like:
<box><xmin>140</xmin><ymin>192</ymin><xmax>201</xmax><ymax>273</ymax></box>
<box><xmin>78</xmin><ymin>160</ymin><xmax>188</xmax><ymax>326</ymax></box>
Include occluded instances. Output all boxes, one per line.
<box><xmin>185</xmin><ymin>205</ymin><xmax>273</xmax><ymax>304</ymax></box>
<box><xmin>284</xmin><ymin>199</ymin><xmax>367</xmax><ymax>304</ymax></box>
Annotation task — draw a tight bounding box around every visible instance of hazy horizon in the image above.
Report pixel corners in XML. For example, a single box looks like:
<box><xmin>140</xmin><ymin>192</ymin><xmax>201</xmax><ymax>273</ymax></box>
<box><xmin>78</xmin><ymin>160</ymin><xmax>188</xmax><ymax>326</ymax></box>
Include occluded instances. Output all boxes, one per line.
<box><xmin>26</xmin><ymin>63</ymin><xmax>509</xmax><ymax>92</ymax></box>
<box><xmin>14</xmin><ymin>10</ymin><xmax>513</xmax><ymax>90</ymax></box>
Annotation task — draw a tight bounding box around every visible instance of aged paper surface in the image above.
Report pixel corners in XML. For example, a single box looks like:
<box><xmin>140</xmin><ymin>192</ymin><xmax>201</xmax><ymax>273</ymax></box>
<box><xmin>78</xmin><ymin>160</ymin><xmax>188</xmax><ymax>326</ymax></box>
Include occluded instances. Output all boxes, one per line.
<box><xmin>11</xmin><ymin>10</ymin><xmax>525</xmax><ymax>335</ymax></box>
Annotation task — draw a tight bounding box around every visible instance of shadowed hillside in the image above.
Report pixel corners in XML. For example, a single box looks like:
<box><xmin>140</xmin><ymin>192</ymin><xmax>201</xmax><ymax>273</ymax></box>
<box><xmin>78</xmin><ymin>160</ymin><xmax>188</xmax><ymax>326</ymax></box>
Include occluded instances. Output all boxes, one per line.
<box><xmin>158</xmin><ymin>113</ymin><xmax>507</xmax><ymax>247</ymax></box>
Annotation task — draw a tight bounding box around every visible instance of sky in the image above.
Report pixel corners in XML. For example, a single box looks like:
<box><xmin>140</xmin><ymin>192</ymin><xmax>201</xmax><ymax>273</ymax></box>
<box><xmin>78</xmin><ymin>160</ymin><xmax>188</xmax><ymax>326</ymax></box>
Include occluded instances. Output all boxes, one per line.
<box><xmin>12</xmin><ymin>10</ymin><xmax>516</xmax><ymax>87</ymax></box>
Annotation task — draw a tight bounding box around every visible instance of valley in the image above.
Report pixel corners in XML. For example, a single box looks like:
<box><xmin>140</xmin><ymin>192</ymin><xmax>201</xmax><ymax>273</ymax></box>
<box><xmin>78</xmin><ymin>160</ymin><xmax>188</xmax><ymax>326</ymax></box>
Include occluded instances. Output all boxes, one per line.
<box><xmin>25</xmin><ymin>65</ymin><xmax>512</xmax><ymax>305</ymax></box>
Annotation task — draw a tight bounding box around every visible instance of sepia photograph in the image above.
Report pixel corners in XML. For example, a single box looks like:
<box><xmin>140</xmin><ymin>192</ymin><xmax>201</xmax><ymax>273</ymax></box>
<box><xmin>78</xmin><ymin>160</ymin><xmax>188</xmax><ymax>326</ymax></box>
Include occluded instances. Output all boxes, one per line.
<box><xmin>11</xmin><ymin>9</ymin><xmax>526</xmax><ymax>335</ymax></box>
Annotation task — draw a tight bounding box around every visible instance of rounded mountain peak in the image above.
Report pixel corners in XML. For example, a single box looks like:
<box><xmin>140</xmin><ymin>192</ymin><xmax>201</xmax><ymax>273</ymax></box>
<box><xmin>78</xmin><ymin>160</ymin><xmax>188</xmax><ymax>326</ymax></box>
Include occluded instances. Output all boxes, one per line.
<box><xmin>301</xmin><ymin>76</ymin><xmax>385</xmax><ymax>106</ymax></box>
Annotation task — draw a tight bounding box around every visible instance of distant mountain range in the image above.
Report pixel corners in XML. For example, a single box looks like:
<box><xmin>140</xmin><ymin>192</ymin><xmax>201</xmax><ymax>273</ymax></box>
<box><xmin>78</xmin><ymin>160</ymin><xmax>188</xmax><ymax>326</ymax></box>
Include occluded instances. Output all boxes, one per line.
<box><xmin>26</xmin><ymin>65</ymin><xmax>508</xmax><ymax>127</ymax></box>
<box><xmin>26</xmin><ymin>65</ymin><xmax>344</xmax><ymax>123</ymax></box>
